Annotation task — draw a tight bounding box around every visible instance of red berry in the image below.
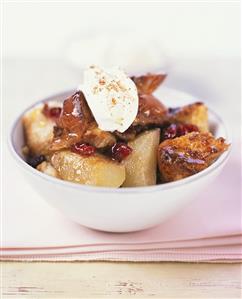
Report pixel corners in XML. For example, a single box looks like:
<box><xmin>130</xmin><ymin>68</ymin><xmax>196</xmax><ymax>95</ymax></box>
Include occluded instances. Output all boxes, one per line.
<box><xmin>43</xmin><ymin>103</ymin><xmax>62</xmax><ymax>119</ymax></box>
<box><xmin>111</xmin><ymin>143</ymin><xmax>132</xmax><ymax>162</ymax></box>
<box><xmin>163</xmin><ymin>123</ymin><xmax>199</xmax><ymax>140</ymax></box>
<box><xmin>71</xmin><ymin>143</ymin><xmax>96</xmax><ymax>156</ymax></box>
<box><xmin>163</xmin><ymin>123</ymin><xmax>177</xmax><ymax>139</ymax></box>
<box><xmin>49</xmin><ymin>107</ymin><xmax>62</xmax><ymax>118</ymax></box>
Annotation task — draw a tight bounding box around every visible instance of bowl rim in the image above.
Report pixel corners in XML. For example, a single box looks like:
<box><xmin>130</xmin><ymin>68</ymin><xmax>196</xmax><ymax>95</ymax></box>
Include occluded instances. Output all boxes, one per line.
<box><xmin>8</xmin><ymin>89</ymin><xmax>232</xmax><ymax>195</ymax></box>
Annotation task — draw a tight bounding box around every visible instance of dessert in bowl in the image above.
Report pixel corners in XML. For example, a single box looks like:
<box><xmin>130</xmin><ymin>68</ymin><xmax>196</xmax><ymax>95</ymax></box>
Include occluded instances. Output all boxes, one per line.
<box><xmin>9</xmin><ymin>66</ymin><xmax>230</xmax><ymax>232</ymax></box>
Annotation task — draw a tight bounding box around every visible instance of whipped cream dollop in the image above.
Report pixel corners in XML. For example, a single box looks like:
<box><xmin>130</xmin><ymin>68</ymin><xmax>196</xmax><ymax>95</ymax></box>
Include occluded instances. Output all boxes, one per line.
<box><xmin>79</xmin><ymin>65</ymin><xmax>139</xmax><ymax>133</ymax></box>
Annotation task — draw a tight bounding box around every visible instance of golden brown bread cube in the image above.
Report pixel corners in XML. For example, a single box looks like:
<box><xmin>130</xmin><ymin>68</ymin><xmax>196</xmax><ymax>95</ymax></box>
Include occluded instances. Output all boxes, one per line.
<box><xmin>168</xmin><ymin>102</ymin><xmax>208</xmax><ymax>132</ymax></box>
<box><xmin>23</xmin><ymin>107</ymin><xmax>54</xmax><ymax>155</ymax></box>
<box><xmin>122</xmin><ymin>129</ymin><xmax>160</xmax><ymax>187</ymax></box>
<box><xmin>51</xmin><ymin>151</ymin><xmax>125</xmax><ymax>187</ymax></box>
<box><xmin>158</xmin><ymin>132</ymin><xmax>229</xmax><ymax>182</ymax></box>
<box><xmin>37</xmin><ymin>161</ymin><xmax>59</xmax><ymax>178</ymax></box>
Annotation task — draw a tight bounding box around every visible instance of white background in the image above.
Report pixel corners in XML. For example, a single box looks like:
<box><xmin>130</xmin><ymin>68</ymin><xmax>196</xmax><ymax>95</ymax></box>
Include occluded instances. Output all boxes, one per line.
<box><xmin>3</xmin><ymin>2</ymin><xmax>240</xmax><ymax>59</ymax></box>
<box><xmin>3</xmin><ymin>1</ymin><xmax>241</xmax><ymax>135</ymax></box>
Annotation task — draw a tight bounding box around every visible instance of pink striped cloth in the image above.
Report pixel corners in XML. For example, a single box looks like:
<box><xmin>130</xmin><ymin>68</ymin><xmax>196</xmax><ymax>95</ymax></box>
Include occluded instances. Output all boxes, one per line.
<box><xmin>1</xmin><ymin>142</ymin><xmax>241</xmax><ymax>262</ymax></box>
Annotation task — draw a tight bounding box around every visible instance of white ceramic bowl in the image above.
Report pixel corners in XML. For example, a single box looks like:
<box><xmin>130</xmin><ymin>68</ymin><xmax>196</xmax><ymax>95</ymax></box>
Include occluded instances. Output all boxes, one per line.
<box><xmin>9</xmin><ymin>88</ymin><xmax>231</xmax><ymax>232</ymax></box>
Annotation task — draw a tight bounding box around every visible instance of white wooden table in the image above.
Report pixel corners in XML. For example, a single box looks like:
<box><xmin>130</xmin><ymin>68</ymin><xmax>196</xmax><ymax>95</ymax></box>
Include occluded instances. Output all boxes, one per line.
<box><xmin>1</xmin><ymin>262</ymin><xmax>241</xmax><ymax>298</ymax></box>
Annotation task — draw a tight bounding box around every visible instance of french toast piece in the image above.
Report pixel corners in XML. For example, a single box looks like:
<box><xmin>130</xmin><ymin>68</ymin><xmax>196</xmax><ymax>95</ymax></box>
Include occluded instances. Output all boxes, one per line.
<box><xmin>133</xmin><ymin>94</ymin><xmax>168</xmax><ymax>127</ymax></box>
<box><xmin>50</xmin><ymin>91</ymin><xmax>94</xmax><ymax>151</ymax></box>
<box><xmin>131</xmin><ymin>73</ymin><xmax>167</xmax><ymax>94</ymax></box>
<box><xmin>23</xmin><ymin>107</ymin><xmax>55</xmax><ymax>155</ymax></box>
<box><xmin>51</xmin><ymin>151</ymin><xmax>125</xmax><ymax>187</ymax></box>
<box><xmin>158</xmin><ymin>132</ymin><xmax>229</xmax><ymax>182</ymax></box>
<box><xmin>82</xmin><ymin>125</ymin><xmax>116</xmax><ymax>148</ymax></box>
<box><xmin>168</xmin><ymin>102</ymin><xmax>208</xmax><ymax>132</ymax></box>
<box><xmin>37</xmin><ymin>161</ymin><xmax>59</xmax><ymax>178</ymax></box>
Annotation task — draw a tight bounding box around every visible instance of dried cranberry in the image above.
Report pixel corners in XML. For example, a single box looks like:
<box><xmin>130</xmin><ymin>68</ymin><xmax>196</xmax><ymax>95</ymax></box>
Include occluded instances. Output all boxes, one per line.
<box><xmin>71</xmin><ymin>143</ymin><xmax>96</xmax><ymax>156</ymax></box>
<box><xmin>178</xmin><ymin>124</ymin><xmax>199</xmax><ymax>136</ymax></box>
<box><xmin>111</xmin><ymin>143</ymin><xmax>132</xmax><ymax>162</ymax></box>
<box><xmin>43</xmin><ymin>103</ymin><xmax>62</xmax><ymax>119</ymax></box>
<box><xmin>27</xmin><ymin>155</ymin><xmax>45</xmax><ymax>168</ymax></box>
<box><xmin>163</xmin><ymin>123</ymin><xmax>177</xmax><ymax>139</ymax></box>
<box><xmin>49</xmin><ymin>107</ymin><xmax>62</xmax><ymax>118</ymax></box>
<box><xmin>162</xmin><ymin>123</ymin><xmax>199</xmax><ymax>140</ymax></box>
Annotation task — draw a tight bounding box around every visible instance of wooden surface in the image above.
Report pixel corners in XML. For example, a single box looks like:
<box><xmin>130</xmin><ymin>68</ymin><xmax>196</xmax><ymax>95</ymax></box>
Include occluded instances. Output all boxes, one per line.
<box><xmin>1</xmin><ymin>262</ymin><xmax>241</xmax><ymax>298</ymax></box>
